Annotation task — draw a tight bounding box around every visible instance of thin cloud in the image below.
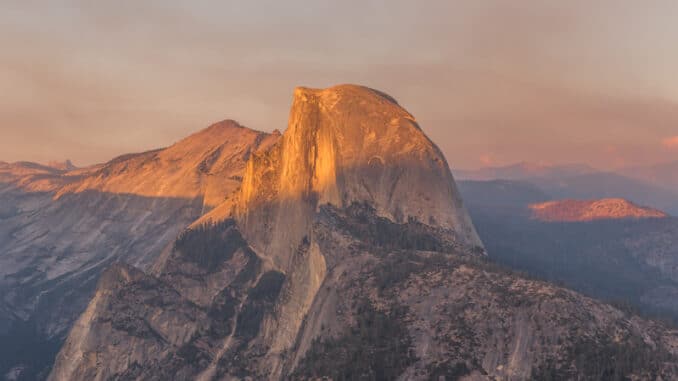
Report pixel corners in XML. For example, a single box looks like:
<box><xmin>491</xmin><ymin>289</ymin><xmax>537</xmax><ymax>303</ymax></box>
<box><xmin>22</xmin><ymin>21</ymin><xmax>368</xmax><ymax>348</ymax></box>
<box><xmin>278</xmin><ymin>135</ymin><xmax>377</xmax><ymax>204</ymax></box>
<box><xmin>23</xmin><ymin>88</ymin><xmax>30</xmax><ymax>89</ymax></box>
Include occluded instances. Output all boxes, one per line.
<box><xmin>479</xmin><ymin>154</ymin><xmax>497</xmax><ymax>166</ymax></box>
<box><xmin>2</xmin><ymin>1</ymin><xmax>678</xmax><ymax>169</ymax></box>
<box><xmin>662</xmin><ymin>136</ymin><xmax>678</xmax><ymax>149</ymax></box>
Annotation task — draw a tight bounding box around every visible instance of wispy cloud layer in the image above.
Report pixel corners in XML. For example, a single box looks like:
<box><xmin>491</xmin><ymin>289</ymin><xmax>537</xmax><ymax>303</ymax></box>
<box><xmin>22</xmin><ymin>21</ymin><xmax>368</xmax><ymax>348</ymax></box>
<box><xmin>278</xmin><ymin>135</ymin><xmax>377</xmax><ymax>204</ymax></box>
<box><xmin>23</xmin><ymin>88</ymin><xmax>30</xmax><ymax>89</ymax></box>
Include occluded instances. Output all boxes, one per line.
<box><xmin>1</xmin><ymin>1</ymin><xmax>678</xmax><ymax>168</ymax></box>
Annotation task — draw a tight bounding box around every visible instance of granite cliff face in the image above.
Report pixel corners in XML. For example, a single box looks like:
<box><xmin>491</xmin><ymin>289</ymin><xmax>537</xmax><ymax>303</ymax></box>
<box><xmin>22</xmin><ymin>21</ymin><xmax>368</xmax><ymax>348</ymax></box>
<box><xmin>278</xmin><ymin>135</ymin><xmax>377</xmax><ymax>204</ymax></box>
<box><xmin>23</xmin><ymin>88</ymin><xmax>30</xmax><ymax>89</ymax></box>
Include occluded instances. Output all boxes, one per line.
<box><xmin>237</xmin><ymin>85</ymin><xmax>482</xmax><ymax>266</ymax></box>
<box><xmin>48</xmin><ymin>85</ymin><xmax>678</xmax><ymax>380</ymax></box>
<box><xmin>0</xmin><ymin>121</ymin><xmax>277</xmax><ymax>379</ymax></box>
<box><xmin>234</xmin><ymin>85</ymin><xmax>483</xmax><ymax>375</ymax></box>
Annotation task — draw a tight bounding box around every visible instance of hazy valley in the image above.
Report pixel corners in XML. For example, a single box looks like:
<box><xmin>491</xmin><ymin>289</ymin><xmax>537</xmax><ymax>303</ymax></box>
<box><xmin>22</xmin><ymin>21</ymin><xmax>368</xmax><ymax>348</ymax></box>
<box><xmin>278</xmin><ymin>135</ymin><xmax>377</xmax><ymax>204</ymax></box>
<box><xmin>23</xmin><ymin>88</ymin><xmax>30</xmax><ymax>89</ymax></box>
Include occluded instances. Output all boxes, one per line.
<box><xmin>458</xmin><ymin>179</ymin><xmax>678</xmax><ymax>323</ymax></box>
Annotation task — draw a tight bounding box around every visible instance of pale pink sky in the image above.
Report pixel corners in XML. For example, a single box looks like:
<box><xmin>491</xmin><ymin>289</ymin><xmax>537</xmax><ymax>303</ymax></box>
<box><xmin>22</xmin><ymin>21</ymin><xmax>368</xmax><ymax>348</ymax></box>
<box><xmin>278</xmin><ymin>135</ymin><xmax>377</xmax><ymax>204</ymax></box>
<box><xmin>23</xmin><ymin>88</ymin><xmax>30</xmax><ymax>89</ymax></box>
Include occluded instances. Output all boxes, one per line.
<box><xmin>1</xmin><ymin>1</ymin><xmax>678</xmax><ymax>169</ymax></box>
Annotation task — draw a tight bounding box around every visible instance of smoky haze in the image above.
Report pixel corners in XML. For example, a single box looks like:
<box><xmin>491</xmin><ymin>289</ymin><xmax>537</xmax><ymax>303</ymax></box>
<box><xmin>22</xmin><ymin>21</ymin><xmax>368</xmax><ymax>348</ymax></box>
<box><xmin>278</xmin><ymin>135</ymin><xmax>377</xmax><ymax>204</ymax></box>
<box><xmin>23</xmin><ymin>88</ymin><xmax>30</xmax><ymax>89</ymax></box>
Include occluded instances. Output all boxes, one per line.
<box><xmin>2</xmin><ymin>0</ymin><xmax>678</xmax><ymax>169</ymax></box>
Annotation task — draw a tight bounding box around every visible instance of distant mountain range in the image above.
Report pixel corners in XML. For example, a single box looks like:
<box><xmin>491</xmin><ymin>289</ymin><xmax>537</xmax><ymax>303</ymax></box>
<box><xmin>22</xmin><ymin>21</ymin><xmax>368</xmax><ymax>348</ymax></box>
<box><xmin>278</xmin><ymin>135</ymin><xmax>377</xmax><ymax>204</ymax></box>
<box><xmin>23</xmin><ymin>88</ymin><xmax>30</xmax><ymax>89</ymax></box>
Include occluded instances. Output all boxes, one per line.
<box><xmin>456</xmin><ymin>162</ymin><xmax>598</xmax><ymax>181</ymax></box>
<box><xmin>456</xmin><ymin>162</ymin><xmax>678</xmax><ymax>215</ymax></box>
<box><xmin>618</xmin><ymin>160</ymin><xmax>678</xmax><ymax>191</ymax></box>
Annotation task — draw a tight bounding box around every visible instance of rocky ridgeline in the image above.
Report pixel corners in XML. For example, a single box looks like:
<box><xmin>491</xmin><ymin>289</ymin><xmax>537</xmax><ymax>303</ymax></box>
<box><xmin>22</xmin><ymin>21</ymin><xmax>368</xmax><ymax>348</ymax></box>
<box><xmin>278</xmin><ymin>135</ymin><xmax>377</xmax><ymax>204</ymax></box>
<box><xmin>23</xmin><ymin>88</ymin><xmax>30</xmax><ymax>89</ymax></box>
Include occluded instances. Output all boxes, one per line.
<box><xmin>0</xmin><ymin>121</ymin><xmax>277</xmax><ymax>379</ymax></box>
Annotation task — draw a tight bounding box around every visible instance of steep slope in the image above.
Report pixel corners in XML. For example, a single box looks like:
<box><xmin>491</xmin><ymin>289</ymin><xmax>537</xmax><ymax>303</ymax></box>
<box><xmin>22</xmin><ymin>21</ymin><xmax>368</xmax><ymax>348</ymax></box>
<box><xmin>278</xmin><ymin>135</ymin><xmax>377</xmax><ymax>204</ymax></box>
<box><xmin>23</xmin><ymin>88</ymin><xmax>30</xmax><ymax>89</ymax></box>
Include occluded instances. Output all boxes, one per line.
<box><xmin>57</xmin><ymin>120</ymin><xmax>279</xmax><ymax>210</ymax></box>
<box><xmin>529</xmin><ymin>198</ymin><xmax>668</xmax><ymax>222</ymax></box>
<box><xmin>50</xmin><ymin>85</ymin><xmax>678</xmax><ymax>381</ymax></box>
<box><xmin>0</xmin><ymin>121</ymin><xmax>277</xmax><ymax>380</ymax></box>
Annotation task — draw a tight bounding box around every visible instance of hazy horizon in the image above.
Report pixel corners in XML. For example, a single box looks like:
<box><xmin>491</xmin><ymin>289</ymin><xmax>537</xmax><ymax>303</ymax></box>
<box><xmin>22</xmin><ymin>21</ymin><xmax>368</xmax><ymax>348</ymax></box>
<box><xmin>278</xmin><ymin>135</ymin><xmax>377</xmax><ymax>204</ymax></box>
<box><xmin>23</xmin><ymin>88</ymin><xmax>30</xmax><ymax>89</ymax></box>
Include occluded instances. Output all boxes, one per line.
<box><xmin>3</xmin><ymin>1</ymin><xmax>678</xmax><ymax>170</ymax></box>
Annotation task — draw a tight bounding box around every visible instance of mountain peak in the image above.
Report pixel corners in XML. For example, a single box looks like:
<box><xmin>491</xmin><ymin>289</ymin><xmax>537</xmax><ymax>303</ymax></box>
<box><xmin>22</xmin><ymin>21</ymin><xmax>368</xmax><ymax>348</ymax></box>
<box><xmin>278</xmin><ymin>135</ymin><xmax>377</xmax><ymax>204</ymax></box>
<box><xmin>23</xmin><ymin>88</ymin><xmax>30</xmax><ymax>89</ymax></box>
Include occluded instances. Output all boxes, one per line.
<box><xmin>456</xmin><ymin>162</ymin><xmax>598</xmax><ymax>181</ymax></box>
<box><xmin>293</xmin><ymin>84</ymin><xmax>400</xmax><ymax>106</ymax></box>
<box><xmin>170</xmin><ymin>119</ymin><xmax>253</xmax><ymax>149</ymax></box>
<box><xmin>529</xmin><ymin>198</ymin><xmax>668</xmax><ymax>222</ymax></box>
<box><xmin>195</xmin><ymin>118</ymin><xmax>247</xmax><ymax>134</ymax></box>
<box><xmin>238</xmin><ymin>84</ymin><xmax>483</xmax><ymax>270</ymax></box>
<box><xmin>56</xmin><ymin>120</ymin><xmax>279</xmax><ymax>209</ymax></box>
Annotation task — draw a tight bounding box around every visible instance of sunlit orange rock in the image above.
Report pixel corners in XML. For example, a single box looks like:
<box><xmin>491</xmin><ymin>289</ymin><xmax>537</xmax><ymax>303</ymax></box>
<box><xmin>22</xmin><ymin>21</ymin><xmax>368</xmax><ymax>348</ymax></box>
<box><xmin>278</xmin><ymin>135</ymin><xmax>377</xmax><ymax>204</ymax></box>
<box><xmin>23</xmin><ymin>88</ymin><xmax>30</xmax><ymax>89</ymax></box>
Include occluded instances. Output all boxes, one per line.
<box><xmin>529</xmin><ymin>198</ymin><xmax>668</xmax><ymax>222</ymax></box>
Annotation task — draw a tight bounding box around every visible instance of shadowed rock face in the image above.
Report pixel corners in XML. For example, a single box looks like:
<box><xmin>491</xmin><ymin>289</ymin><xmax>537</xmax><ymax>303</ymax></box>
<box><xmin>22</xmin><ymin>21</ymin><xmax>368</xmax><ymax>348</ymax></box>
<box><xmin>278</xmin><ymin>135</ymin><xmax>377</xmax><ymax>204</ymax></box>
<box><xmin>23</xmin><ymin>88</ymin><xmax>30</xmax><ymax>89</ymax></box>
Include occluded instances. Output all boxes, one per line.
<box><xmin>0</xmin><ymin>121</ymin><xmax>277</xmax><ymax>380</ymax></box>
<box><xmin>48</xmin><ymin>85</ymin><xmax>678</xmax><ymax>381</ymax></box>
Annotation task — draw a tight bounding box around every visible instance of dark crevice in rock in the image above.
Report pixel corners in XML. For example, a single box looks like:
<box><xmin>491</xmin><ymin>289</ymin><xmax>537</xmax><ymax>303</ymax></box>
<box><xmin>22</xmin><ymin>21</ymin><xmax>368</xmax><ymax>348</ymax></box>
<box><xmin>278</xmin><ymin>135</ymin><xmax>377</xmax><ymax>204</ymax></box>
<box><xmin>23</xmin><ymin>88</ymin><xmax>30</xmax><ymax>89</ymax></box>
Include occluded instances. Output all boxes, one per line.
<box><xmin>173</xmin><ymin>219</ymin><xmax>246</xmax><ymax>270</ymax></box>
<box><xmin>235</xmin><ymin>271</ymin><xmax>285</xmax><ymax>341</ymax></box>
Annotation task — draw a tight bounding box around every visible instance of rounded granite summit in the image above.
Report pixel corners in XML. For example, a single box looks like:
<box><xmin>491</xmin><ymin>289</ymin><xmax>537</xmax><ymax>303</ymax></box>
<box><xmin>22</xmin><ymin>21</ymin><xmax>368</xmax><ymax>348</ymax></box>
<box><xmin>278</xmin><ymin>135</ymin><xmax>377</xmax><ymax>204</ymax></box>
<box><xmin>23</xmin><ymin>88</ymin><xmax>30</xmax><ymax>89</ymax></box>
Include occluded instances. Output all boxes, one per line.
<box><xmin>238</xmin><ymin>84</ymin><xmax>483</xmax><ymax>270</ymax></box>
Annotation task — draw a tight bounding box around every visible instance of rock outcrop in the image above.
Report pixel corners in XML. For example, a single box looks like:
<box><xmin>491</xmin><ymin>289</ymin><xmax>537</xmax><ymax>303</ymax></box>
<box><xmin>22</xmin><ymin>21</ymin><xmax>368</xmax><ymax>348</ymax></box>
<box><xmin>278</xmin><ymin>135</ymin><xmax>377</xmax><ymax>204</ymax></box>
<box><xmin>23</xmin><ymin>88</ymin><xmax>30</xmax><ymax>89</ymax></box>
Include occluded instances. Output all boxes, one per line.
<box><xmin>48</xmin><ymin>86</ymin><xmax>678</xmax><ymax>380</ymax></box>
<box><xmin>529</xmin><ymin>198</ymin><xmax>668</xmax><ymax>222</ymax></box>
<box><xmin>232</xmin><ymin>85</ymin><xmax>483</xmax><ymax>374</ymax></box>
<box><xmin>238</xmin><ymin>85</ymin><xmax>482</xmax><ymax>267</ymax></box>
